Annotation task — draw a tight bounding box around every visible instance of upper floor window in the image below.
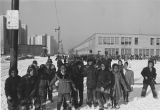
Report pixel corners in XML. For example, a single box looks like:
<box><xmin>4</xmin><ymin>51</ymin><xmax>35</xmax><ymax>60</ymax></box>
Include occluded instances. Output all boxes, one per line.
<box><xmin>111</xmin><ymin>37</ymin><xmax>114</xmax><ymax>45</ymax></box>
<box><xmin>129</xmin><ymin>37</ymin><xmax>132</xmax><ymax>45</ymax></box>
<box><xmin>156</xmin><ymin>38</ymin><xmax>160</xmax><ymax>45</ymax></box>
<box><xmin>121</xmin><ymin>37</ymin><xmax>124</xmax><ymax>45</ymax></box>
<box><xmin>125</xmin><ymin>37</ymin><xmax>128</xmax><ymax>45</ymax></box>
<box><xmin>135</xmin><ymin>37</ymin><xmax>138</xmax><ymax>45</ymax></box>
<box><xmin>115</xmin><ymin>37</ymin><xmax>119</xmax><ymax>44</ymax></box>
<box><xmin>150</xmin><ymin>38</ymin><xmax>154</xmax><ymax>45</ymax></box>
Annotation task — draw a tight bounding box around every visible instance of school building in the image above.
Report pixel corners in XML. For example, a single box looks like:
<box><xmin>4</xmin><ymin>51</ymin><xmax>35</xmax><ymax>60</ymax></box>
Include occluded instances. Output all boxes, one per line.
<box><xmin>72</xmin><ymin>33</ymin><xmax>160</xmax><ymax>57</ymax></box>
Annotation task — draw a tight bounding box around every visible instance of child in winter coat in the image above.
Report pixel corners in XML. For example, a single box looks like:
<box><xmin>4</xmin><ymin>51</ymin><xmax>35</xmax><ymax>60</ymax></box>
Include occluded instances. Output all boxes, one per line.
<box><xmin>18</xmin><ymin>65</ymin><xmax>38</xmax><ymax>110</ymax></box>
<box><xmin>141</xmin><ymin>60</ymin><xmax>158</xmax><ymax>98</ymax></box>
<box><xmin>111</xmin><ymin>64</ymin><xmax>129</xmax><ymax>109</ymax></box>
<box><xmin>84</xmin><ymin>58</ymin><xmax>98</xmax><ymax>108</ymax></box>
<box><xmin>35</xmin><ymin>64</ymin><xmax>49</xmax><ymax>110</ymax></box>
<box><xmin>5</xmin><ymin>69</ymin><xmax>21</xmax><ymax>110</ymax></box>
<box><xmin>50</xmin><ymin>65</ymin><xmax>76</xmax><ymax>110</ymax></box>
<box><xmin>96</xmin><ymin>63</ymin><xmax>114</xmax><ymax>110</ymax></box>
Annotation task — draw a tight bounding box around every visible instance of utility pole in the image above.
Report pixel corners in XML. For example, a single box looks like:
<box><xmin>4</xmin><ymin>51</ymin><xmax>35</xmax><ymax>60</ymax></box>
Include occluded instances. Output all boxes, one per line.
<box><xmin>55</xmin><ymin>26</ymin><xmax>60</xmax><ymax>55</ymax></box>
<box><xmin>9</xmin><ymin>0</ymin><xmax>19</xmax><ymax>71</ymax></box>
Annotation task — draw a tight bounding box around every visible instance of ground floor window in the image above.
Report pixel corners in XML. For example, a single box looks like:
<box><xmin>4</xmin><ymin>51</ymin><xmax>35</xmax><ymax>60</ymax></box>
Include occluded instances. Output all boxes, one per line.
<box><xmin>150</xmin><ymin>49</ymin><xmax>154</xmax><ymax>56</ymax></box>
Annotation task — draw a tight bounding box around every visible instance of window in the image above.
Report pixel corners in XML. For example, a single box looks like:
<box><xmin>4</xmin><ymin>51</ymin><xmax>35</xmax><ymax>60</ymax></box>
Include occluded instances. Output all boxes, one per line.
<box><xmin>115</xmin><ymin>37</ymin><xmax>119</xmax><ymax>44</ymax></box>
<box><xmin>156</xmin><ymin>49</ymin><xmax>160</xmax><ymax>56</ymax></box>
<box><xmin>116</xmin><ymin>48</ymin><xmax>119</xmax><ymax>55</ymax></box>
<box><xmin>121</xmin><ymin>48</ymin><xmax>125</xmax><ymax>55</ymax></box>
<box><xmin>143</xmin><ymin>49</ymin><xmax>146</xmax><ymax>56</ymax></box>
<box><xmin>156</xmin><ymin>38</ymin><xmax>160</xmax><ymax>45</ymax></box>
<box><xmin>106</xmin><ymin>37</ymin><xmax>110</xmax><ymax>45</ymax></box>
<box><xmin>150</xmin><ymin>49</ymin><xmax>154</xmax><ymax>56</ymax></box>
<box><xmin>150</xmin><ymin>38</ymin><xmax>154</xmax><ymax>45</ymax></box>
<box><xmin>129</xmin><ymin>37</ymin><xmax>132</xmax><ymax>45</ymax></box>
<box><xmin>111</xmin><ymin>48</ymin><xmax>115</xmax><ymax>55</ymax></box>
<box><xmin>134</xmin><ymin>49</ymin><xmax>138</xmax><ymax>55</ymax></box>
<box><xmin>146</xmin><ymin>49</ymin><xmax>149</xmax><ymax>56</ymax></box>
<box><xmin>121</xmin><ymin>37</ymin><xmax>124</xmax><ymax>45</ymax></box>
<box><xmin>103</xmin><ymin>37</ymin><xmax>107</xmax><ymax>44</ymax></box>
<box><xmin>111</xmin><ymin>37</ymin><xmax>114</xmax><ymax>45</ymax></box>
<box><xmin>98</xmin><ymin>37</ymin><xmax>103</xmax><ymax>45</ymax></box>
<box><xmin>135</xmin><ymin>37</ymin><xmax>138</xmax><ymax>45</ymax></box>
<box><xmin>139</xmin><ymin>49</ymin><xmax>143</xmax><ymax>55</ymax></box>
<box><xmin>125</xmin><ymin>37</ymin><xmax>128</xmax><ymax>45</ymax></box>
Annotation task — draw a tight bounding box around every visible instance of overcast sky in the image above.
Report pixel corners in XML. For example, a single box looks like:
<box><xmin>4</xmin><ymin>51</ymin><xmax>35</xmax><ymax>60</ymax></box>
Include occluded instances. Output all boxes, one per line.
<box><xmin>1</xmin><ymin>0</ymin><xmax>160</xmax><ymax>51</ymax></box>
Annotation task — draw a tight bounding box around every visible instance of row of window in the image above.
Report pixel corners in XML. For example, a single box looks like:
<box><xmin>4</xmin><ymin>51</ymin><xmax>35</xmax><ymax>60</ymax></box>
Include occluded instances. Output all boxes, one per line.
<box><xmin>98</xmin><ymin>37</ymin><xmax>160</xmax><ymax>45</ymax></box>
<box><xmin>151</xmin><ymin>38</ymin><xmax>160</xmax><ymax>45</ymax></box>
<box><xmin>98</xmin><ymin>37</ymin><xmax>119</xmax><ymax>45</ymax></box>
<box><xmin>104</xmin><ymin>48</ymin><xmax>160</xmax><ymax>56</ymax></box>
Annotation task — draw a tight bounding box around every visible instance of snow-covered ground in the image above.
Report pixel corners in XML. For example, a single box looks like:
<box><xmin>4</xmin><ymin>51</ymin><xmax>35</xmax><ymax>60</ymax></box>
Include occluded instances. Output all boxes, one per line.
<box><xmin>1</xmin><ymin>57</ymin><xmax>160</xmax><ymax>110</ymax></box>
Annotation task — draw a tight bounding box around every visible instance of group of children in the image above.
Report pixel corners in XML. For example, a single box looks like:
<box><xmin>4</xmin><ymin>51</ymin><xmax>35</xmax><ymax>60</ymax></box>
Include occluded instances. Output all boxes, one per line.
<box><xmin>5</xmin><ymin>56</ymin><xmax>158</xmax><ymax>110</ymax></box>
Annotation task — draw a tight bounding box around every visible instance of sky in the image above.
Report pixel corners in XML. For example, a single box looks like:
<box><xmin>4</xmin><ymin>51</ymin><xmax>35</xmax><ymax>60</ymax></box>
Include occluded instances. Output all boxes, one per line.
<box><xmin>1</xmin><ymin>0</ymin><xmax>160</xmax><ymax>52</ymax></box>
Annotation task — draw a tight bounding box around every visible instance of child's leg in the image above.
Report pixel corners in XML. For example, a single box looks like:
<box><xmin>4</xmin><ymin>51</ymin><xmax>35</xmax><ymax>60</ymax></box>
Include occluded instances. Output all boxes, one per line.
<box><xmin>141</xmin><ymin>83</ymin><xmax>148</xmax><ymax>97</ymax></box>
<box><xmin>87</xmin><ymin>88</ymin><xmax>93</xmax><ymax>107</ymax></box>
<box><xmin>93</xmin><ymin>89</ymin><xmax>98</xmax><ymax>107</ymax></box>
<box><xmin>64</xmin><ymin>93</ymin><xmax>72</xmax><ymax>110</ymax></box>
<box><xmin>97</xmin><ymin>92</ymin><xmax>105</xmax><ymax>109</ymax></box>
<box><xmin>57</xmin><ymin>93</ymin><xmax>63</xmax><ymax>110</ymax></box>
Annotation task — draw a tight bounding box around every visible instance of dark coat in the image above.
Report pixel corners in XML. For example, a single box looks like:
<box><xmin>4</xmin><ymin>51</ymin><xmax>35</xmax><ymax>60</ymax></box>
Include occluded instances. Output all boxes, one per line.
<box><xmin>18</xmin><ymin>74</ymin><xmax>38</xmax><ymax>99</ymax></box>
<box><xmin>97</xmin><ymin>69</ymin><xmax>115</xmax><ymax>89</ymax></box>
<box><xmin>71</xmin><ymin>65</ymin><xmax>84</xmax><ymax>88</ymax></box>
<box><xmin>84</xmin><ymin>65</ymin><xmax>97</xmax><ymax>89</ymax></box>
<box><xmin>36</xmin><ymin>70</ymin><xmax>49</xmax><ymax>98</ymax></box>
<box><xmin>141</xmin><ymin>67</ymin><xmax>157</xmax><ymax>84</ymax></box>
<box><xmin>46</xmin><ymin>64</ymin><xmax>56</xmax><ymax>81</ymax></box>
<box><xmin>5</xmin><ymin>75</ymin><xmax>21</xmax><ymax>99</ymax></box>
<box><xmin>50</xmin><ymin>72</ymin><xmax>75</xmax><ymax>94</ymax></box>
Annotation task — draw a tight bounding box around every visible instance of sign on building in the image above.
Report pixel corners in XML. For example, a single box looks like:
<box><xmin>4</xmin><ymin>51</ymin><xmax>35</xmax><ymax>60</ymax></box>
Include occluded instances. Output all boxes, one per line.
<box><xmin>6</xmin><ymin>10</ymin><xmax>19</xmax><ymax>29</ymax></box>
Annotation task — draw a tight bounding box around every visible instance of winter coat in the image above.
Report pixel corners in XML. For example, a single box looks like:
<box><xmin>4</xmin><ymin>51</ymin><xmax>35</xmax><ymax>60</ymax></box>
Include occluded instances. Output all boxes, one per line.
<box><xmin>96</xmin><ymin>69</ymin><xmax>115</xmax><ymax>89</ymax></box>
<box><xmin>18</xmin><ymin>74</ymin><xmax>38</xmax><ymax>99</ymax></box>
<box><xmin>84</xmin><ymin>65</ymin><xmax>97</xmax><ymax>89</ymax></box>
<box><xmin>124</xmin><ymin>69</ymin><xmax>134</xmax><ymax>86</ymax></box>
<box><xmin>141</xmin><ymin>67</ymin><xmax>157</xmax><ymax>84</ymax></box>
<box><xmin>36</xmin><ymin>71</ymin><xmax>49</xmax><ymax>98</ymax></box>
<box><xmin>71</xmin><ymin>65</ymin><xmax>84</xmax><ymax>88</ymax></box>
<box><xmin>46</xmin><ymin>64</ymin><xmax>56</xmax><ymax>81</ymax></box>
<box><xmin>112</xmin><ymin>72</ymin><xmax>128</xmax><ymax>101</ymax></box>
<box><xmin>5</xmin><ymin>75</ymin><xmax>21</xmax><ymax>99</ymax></box>
<box><xmin>50</xmin><ymin>72</ymin><xmax>75</xmax><ymax>94</ymax></box>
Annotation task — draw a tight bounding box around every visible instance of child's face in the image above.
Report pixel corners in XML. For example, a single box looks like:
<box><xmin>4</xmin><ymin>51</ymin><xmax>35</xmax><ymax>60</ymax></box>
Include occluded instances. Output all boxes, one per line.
<box><xmin>88</xmin><ymin>61</ymin><xmax>92</xmax><ymax>66</ymax></box>
<box><xmin>148</xmin><ymin>63</ymin><xmax>153</xmax><ymax>68</ymax></box>
<box><xmin>61</xmin><ymin>66</ymin><xmax>66</xmax><ymax>75</ymax></box>
<box><xmin>11</xmin><ymin>71</ymin><xmax>16</xmax><ymax>77</ymax></box>
<box><xmin>113</xmin><ymin>66</ymin><xmax>119</xmax><ymax>73</ymax></box>
<box><xmin>29</xmin><ymin>69</ymin><xmax>34</xmax><ymax>76</ymax></box>
<box><xmin>118</xmin><ymin>61</ymin><xmax>122</xmax><ymax>66</ymax></box>
<box><xmin>101</xmin><ymin>64</ymin><xmax>105</xmax><ymax>70</ymax></box>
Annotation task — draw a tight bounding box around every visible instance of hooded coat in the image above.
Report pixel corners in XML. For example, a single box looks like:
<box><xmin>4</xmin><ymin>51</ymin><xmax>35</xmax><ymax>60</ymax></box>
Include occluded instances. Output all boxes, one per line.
<box><xmin>5</xmin><ymin>70</ymin><xmax>21</xmax><ymax>99</ymax></box>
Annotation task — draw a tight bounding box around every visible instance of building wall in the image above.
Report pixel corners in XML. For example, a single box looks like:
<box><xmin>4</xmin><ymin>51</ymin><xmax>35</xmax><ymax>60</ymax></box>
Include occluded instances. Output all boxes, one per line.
<box><xmin>73</xmin><ymin>33</ymin><xmax>160</xmax><ymax>56</ymax></box>
<box><xmin>18</xmin><ymin>44</ymin><xmax>43</xmax><ymax>56</ymax></box>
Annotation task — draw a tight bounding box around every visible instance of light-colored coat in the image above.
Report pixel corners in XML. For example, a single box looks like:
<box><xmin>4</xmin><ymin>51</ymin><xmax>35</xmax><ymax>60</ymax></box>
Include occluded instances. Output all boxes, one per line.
<box><xmin>124</xmin><ymin>69</ymin><xmax>134</xmax><ymax>86</ymax></box>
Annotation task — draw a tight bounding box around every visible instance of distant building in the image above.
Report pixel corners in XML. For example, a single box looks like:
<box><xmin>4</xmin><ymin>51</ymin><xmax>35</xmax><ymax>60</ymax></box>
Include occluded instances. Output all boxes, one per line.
<box><xmin>47</xmin><ymin>35</ymin><xmax>58</xmax><ymax>55</ymax></box>
<box><xmin>72</xmin><ymin>33</ymin><xmax>160</xmax><ymax>57</ymax></box>
<box><xmin>29</xmin><ymin>34</ymin><xmax>47</xmax><ymax>46</ymax></box>
<box><xmin>19</xmin><ymin>23</ymin><xmax>28</xmax><ymax>44</ymax></box>
<box><xmin>0</xmin><ymin>15</ymin><xmax>10</xmax><ymax>55</ymax></box>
